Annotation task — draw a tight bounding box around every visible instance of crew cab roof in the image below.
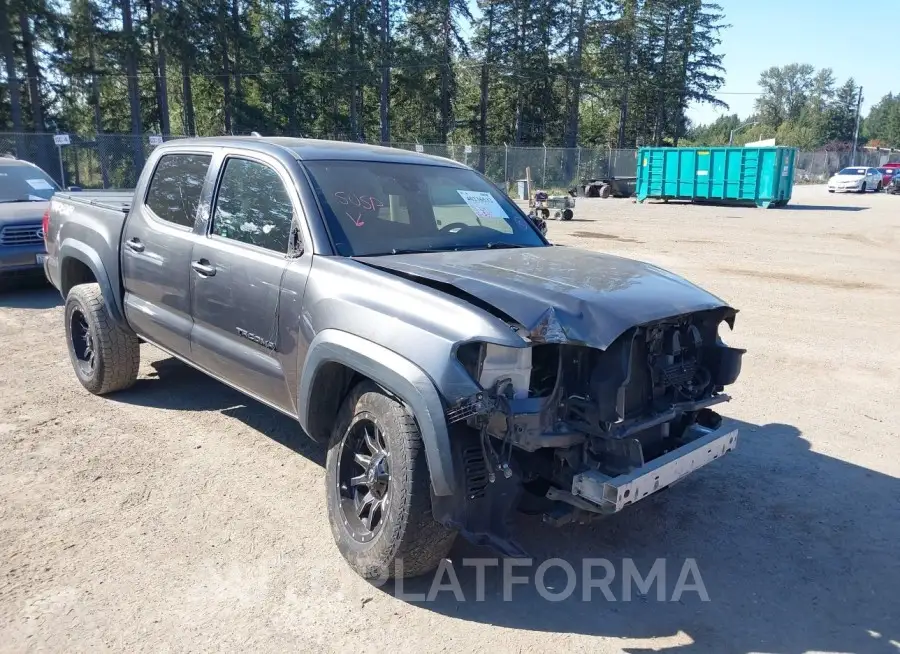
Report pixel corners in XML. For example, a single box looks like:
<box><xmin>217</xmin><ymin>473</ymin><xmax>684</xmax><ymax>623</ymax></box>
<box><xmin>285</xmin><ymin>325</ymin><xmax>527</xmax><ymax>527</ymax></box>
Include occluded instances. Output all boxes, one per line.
<box><xmin>165</xmin><ymin>136</ymin><xmax>467</xmax><ymax>167</ymax></box>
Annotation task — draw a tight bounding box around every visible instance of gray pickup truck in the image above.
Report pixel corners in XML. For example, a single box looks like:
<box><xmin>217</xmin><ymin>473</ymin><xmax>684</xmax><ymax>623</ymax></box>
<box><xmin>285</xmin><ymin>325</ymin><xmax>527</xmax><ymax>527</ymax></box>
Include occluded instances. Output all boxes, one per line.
<box><xmin>44</xmin><ymin>137</ymin><xmax>744</xmax><ymax>580</ymax></box>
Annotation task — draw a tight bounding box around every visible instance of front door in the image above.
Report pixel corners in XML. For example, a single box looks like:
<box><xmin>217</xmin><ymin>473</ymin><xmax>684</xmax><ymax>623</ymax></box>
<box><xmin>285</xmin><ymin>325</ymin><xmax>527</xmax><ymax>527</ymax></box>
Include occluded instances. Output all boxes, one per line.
<box><xmin>121</xmin><ymin>151</ymin><xmax>213</xmax><ymax>358</ymax></box>
<box><xmin>189</xmin><ymin>155</ymin><xmax>302</xmax><ymax>410</ymax></box>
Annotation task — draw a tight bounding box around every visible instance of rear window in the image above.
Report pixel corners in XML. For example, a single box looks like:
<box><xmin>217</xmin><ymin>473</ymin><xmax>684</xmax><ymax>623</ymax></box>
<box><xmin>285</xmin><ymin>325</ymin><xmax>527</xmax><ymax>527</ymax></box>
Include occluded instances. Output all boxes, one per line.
<box><xmin>0</xmin><ymin>162</ymin><xmax>59</xmax><ymax>202</ymax></box>
<box><xmin>145</xmin><ymin>153</ymin><xmax>211</xmax><ymax>228</ymax></box>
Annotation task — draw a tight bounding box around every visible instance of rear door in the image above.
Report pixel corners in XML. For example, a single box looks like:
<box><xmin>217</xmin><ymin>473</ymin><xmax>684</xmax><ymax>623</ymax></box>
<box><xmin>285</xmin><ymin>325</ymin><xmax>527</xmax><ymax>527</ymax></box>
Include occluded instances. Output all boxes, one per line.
<box><xmin>189</xmin><ymin>153</ymin><xmax>304</xmax><ymax>410</ymax></box>
<box><xmin>121</xmin><ymin>151</ymin><xmax>213</xmax><ymax>357</ymax></box>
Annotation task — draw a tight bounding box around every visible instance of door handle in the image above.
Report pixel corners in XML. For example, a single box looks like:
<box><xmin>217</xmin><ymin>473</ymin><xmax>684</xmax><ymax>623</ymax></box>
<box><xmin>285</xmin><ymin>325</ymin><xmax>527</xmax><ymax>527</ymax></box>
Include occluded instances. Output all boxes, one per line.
<box><xmin>125</xmin><ymin>238</ymin><xmax>145</xmax><ymax>253</ymax></box>
<box><xmin>191</xmin><ymin>260</ymin><xmax>216</xmax><ymax>277</ymax></box>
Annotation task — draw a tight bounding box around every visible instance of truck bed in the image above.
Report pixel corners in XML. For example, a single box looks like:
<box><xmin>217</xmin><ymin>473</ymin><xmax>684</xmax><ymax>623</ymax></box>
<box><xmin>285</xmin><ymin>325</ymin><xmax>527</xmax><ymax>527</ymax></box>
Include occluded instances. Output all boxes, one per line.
<box><xmin>45</xmin><ymin>190</ymin><xmax>134</xmax><ymax>319</ymax></box>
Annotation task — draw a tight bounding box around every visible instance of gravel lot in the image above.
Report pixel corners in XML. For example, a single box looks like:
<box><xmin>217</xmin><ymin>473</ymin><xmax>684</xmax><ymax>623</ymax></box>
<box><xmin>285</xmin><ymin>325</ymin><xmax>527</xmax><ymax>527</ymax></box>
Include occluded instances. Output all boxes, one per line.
<box><xmin>1</xmin><ymin>185</ymin><xmax>898</xmax><ymax>653</ymax></box>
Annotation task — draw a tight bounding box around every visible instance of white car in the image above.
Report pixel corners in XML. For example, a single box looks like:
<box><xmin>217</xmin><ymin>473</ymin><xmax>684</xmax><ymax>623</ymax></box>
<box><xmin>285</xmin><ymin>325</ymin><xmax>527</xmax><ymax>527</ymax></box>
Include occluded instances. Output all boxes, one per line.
<box><xmin>827</xmin><ymin>167</ymin><xmax>884</xmax><ymax>193</ymax></box>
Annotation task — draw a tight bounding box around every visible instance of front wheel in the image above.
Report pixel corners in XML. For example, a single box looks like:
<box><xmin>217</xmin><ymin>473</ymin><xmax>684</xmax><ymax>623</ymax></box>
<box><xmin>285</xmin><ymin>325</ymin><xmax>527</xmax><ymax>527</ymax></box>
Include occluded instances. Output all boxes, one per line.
<box><xmin>64</xmin><ymin>283</ymin><xmax>140</xmax><ymax>395</ymax></box>
<box><xmin>859</xmin><ymin>182</ymin><xmax>867</xmax><ymax>193</ymax></box>
<box><xmin>325</xmin><ymin>382</ymin><xmax>457</xmax><ymax>580</ymax></box>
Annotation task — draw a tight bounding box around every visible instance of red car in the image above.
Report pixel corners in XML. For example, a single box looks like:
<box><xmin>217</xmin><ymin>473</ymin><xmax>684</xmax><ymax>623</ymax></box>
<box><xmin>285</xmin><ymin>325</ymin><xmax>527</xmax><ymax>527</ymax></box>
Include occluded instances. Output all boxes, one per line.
<box><xmin>879</xmin><ymin>164</ymin><xmax>900</xmax><ymax>186</ymax></box>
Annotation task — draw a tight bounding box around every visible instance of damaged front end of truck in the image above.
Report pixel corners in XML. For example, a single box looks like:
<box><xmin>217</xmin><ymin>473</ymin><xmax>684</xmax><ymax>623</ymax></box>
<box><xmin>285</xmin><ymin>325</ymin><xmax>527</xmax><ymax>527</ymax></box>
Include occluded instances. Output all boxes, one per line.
<box><xmin>435</xmin><ymin>307</ymin><xmax>744</xmax><ymax>555</ymax></box>
<box><xmin>359</xmin><ymin>247</ymin><xmax>746</xmax><ymax>556</ymax></box>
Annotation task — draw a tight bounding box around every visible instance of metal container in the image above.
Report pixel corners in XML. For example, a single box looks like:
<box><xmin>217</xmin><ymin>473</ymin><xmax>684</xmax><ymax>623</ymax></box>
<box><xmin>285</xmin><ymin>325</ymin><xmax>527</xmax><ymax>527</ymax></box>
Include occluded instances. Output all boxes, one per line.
<box><xmin>516</xmin><ymin>179</ymin><xmax>530</xmax><ymax>200</ymax></box>
<box><xmin>636</xmin><ymin>146</ymin><xmax>797</xmax><ymax>208</ymax></box>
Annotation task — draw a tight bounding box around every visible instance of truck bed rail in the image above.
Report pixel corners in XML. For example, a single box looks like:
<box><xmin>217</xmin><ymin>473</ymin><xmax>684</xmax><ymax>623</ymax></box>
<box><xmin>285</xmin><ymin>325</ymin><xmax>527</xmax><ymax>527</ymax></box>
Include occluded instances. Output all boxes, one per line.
<box><xmin>53</xmin><ymin>191</ymin><xmax>134</xmax><ymax>213</ymax></box>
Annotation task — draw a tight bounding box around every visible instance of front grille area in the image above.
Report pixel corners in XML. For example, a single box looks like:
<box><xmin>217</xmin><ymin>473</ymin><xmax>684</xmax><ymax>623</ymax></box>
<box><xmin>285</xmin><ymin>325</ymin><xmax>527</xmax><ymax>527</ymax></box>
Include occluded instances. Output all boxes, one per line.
<box><xmin>0</xmin><ymin>223</ymin><xmax>43</xmax><ymax>246</ymax></box>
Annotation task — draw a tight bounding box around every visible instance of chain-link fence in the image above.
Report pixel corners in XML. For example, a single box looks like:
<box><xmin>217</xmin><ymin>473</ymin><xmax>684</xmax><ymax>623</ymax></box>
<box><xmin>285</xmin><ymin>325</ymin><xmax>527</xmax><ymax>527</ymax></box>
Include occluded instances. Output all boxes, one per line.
<box><xmin>0</xmin><ymin>132</ymin><xmax>644</xmax><ymax>193</ymax></box>
<box><xmin>0</xmin><ymin>132</ymin><xmax>186</xmax><ymax>190</ymax></box>
<box><xmin>793</xmin><ymin>149</ymin><xmax>900</xmax><ymax>184</ymax></box>
<box><xmin>387</xmin><ymin>143</ymin><xmax>637</xmax><ymax>193</ymax></box>
<box><xmin>3</xmin><ymin>131</ymin><xmax>899</xmax><ymax>193</ymax></box>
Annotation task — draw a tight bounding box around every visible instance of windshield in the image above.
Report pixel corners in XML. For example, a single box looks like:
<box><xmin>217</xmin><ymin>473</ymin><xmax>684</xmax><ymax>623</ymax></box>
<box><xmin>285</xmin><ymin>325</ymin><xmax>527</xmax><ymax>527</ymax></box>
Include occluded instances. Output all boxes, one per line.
<box><xmin>0</xmin><ymin>162</ymin><xmax>59</xmax><ymax>202</ymax></box>
<box><xmin>837</xmin><ymin>168</ymin><xmax>866</xmax><ymax>176</ymax></box>
<box><xmin>303</xmin><ymin>160</ymin><xmax>546</xmax><ymax>256</ymax></box>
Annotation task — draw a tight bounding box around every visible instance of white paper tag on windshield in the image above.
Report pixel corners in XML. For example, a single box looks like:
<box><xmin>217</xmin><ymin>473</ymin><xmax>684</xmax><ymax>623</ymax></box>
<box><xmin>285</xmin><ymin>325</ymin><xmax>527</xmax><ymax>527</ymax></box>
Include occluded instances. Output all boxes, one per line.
<box><xmin>26</xmin><ymin>178</ymin><xmax>53</xmax><ymax>190</ymax></box>
<box><xmin>457</xmin><ymin>190</ymin><xmax>508</xmax><ymax>220</ymax></box>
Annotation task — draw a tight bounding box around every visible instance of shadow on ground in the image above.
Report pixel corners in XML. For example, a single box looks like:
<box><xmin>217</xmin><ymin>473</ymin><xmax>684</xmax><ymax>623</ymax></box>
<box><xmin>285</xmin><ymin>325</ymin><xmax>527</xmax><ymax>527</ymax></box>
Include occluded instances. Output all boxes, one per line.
<box><xmin>110</xmin><ymin>357</ymin><xmax>898</xmax><ymax>653</ymax></box>
<box><xmin>0</xmin><ymin>283</ymin><xmax>61</xmax><ymax>308</ymax></box>
<box><xmin>785</xmin><ymin>204</ymin><xmax>868</xmax><ymax>212</ymax></box>
<box><xmin>388</xmin><ymin>420</ymin><xmax>899</xmax><ymax>653</ymax></box>
<box><xmin>110</xmin><ymin>357</ymin><xmax>325</xmax><ymax>466</ymax></box>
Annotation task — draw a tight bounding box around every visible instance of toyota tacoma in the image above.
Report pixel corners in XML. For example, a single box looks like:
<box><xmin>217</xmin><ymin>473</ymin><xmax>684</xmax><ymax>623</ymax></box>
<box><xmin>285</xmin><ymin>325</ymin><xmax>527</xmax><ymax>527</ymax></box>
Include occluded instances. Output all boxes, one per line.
<box><xmin>43</xmin><ymin>137</ymin><xmax>744</xmax><ymax>579</ymax></box>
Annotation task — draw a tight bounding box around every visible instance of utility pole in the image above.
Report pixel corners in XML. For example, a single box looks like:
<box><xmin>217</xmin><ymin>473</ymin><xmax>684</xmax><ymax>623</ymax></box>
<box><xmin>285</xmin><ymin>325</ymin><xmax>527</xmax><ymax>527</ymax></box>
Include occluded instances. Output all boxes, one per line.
<box><xmin>729</xmin><ymin>121</ymin><xmax>759</xmax><ymax>146</ymax></box>
<box><xmin>851</xmin><ymin>85</ymin><xmax>863</xmax><ymax>165</ymax></box>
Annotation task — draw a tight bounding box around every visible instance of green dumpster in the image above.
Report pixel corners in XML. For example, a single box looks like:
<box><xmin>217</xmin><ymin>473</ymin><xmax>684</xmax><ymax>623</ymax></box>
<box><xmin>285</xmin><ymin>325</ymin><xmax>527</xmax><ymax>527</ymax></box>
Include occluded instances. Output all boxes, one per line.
<box><xmin>636</xmin><ymin>146</ymin><xmax>797</xmax><ymax>208</ymax></box>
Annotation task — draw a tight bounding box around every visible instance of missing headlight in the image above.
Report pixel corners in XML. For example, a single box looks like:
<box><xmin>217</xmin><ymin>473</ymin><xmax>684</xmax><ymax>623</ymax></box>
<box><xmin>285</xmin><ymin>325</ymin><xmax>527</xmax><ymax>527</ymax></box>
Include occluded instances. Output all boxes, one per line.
<box><xmin>455</xmin><ymin>341</ymin><xmax>484</xmax><ymax>381</ymax></box>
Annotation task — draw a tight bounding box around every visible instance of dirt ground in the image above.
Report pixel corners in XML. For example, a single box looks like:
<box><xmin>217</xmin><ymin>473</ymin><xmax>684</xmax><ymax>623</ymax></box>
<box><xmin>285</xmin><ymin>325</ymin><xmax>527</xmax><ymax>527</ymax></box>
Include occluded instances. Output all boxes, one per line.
<box><xmin>1</xmin><ymin>185</ymin><xmax>898</xmax><ymax>653</ymax></box>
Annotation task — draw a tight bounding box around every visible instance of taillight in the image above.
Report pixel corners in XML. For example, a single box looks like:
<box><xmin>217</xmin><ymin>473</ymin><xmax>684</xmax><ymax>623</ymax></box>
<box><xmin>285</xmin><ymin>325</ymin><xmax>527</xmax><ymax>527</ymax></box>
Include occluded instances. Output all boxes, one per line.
<box><xmin>42</xmin><ymin>209</ymin><xmax>50</xmax><ymax>243</ymax></box>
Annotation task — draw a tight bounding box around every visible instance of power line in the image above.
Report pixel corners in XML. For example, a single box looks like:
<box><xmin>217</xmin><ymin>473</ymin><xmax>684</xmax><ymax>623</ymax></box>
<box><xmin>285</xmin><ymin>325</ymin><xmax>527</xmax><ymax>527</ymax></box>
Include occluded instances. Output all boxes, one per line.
<box><xmin>9</xmin><ymin>62</ymin><xmax>766</xmax><ymax>98</ymax></box>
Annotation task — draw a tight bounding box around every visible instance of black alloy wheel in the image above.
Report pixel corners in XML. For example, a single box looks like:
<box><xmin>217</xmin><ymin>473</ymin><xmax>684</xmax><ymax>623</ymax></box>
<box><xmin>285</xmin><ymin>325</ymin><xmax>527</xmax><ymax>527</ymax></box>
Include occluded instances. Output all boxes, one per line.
<box><xmin>69</xmin><ymin>307</ymin><xmax>96</xmax><ymax>376</ymax></box>
<box><xmin>336</xmin><ymin>413</ymin><xmax>392</xmax><ymax>543</ymax></box>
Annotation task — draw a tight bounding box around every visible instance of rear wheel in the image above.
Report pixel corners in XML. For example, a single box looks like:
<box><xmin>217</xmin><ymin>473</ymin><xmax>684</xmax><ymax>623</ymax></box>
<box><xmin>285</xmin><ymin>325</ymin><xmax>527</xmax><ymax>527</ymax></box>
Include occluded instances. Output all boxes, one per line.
<box><xmin>64</xmin><ymin>283</ymin><xmax>140</xmax><ymax>395</ymax></box>
<box><xmin>325</xmin><ymin>382</ymin><xmax>457</xmax><ymax>579</ymax></box>
<box><xmin>875</xmin><ymin>181</ymin><xmax>883</xmax><ymax>192</ymax></box>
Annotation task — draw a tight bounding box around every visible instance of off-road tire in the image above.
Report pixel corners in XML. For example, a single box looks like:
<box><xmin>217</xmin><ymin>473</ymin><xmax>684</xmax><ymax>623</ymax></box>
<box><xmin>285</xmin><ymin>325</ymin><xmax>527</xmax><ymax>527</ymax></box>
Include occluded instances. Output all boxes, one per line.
<box><xmin>64</xmin><ymin>283</ymin><xmax>140</xmax><ymax>395</ymax></box>
<box><xmin>325</xmin><ymin>381</ymin><xmax>457</xmax><ymax>580</ymax></box>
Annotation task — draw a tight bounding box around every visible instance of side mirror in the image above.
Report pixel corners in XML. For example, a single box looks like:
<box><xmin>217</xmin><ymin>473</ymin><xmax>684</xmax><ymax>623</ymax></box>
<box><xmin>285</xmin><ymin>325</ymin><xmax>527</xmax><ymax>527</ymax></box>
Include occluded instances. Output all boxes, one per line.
<box><xmin>67</xmin><ymin>185</ymin><xmax>83</xmax><ymax>192</ymax></box>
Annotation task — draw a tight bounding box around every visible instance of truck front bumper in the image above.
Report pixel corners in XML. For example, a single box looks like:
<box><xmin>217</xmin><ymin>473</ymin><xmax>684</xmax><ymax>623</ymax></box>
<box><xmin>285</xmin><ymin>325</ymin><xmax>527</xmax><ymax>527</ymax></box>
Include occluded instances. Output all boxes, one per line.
<box><xmin>571</xmin><ymin>424</ymin><xmax>738</xmax><ymax>514</ymax></box>
<box><xmin>0</xmin><ymin>244</ymin><xmax>47</xmax><ymax>278</ymax></box>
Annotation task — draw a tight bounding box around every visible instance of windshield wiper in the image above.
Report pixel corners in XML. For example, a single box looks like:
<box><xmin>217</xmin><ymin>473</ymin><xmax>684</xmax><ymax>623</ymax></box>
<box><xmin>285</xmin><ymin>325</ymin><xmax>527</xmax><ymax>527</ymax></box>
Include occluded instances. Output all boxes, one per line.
<box><xmin>452</xmin><ymin>242</ymin><xmax>530</xmax><ymax>251</ymax></box>
<box><xmin>485</xmin><ymin>242</ymin><xmax>529</xmax><ymax>249</ymax></box>
<box><xmin>388</xmin><ymin>247</ymin><xmax>439</xmax><ymax>255</ymax></box>
<box><xmin>380</xmin><ymin>243</ymin><xmax>530</xmax><ymax>256</ymax></box>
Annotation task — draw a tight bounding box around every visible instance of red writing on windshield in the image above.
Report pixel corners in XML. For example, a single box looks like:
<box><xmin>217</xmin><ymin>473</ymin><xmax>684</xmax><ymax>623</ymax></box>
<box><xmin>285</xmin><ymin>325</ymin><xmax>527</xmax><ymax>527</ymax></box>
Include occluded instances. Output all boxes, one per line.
<box><xmin>346</xmin><ymin>212</ymin><xmax>365</xmax><ymax>227</ymax></box>
<box><xmin>334</xmin><ymin>191</ymin><xmax>385</xmax><ymax>212</ymax></box>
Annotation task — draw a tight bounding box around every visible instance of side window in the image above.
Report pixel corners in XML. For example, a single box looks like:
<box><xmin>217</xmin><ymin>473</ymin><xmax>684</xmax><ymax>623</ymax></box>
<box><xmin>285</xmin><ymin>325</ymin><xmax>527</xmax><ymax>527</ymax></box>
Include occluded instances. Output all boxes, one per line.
<box><xmin>211</xmin><ymin>158</ymin><xmax>294</xmax><ymax>253</ymax></box>
<box><xmin>144</xmin><ymin>153</ymin><xmax>211</xmax><ymax>228</ymax></box>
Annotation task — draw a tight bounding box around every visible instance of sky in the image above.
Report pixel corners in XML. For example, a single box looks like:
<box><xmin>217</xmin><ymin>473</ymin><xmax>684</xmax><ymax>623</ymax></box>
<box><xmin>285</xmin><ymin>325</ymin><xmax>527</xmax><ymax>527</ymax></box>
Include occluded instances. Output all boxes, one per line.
<box><xmin>687</xmin><ymin>0</ymin><xmax>895</xmax><ymax>126</ymax></box>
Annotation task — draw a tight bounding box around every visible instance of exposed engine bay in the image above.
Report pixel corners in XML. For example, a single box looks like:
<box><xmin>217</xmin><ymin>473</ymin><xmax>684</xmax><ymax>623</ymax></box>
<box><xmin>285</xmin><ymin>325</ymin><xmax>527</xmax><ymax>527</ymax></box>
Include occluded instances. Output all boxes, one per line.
<box><xmin>436</xmin><ymin>308</ymin><xmax>744</xmax><ymax>548</ymax></box>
